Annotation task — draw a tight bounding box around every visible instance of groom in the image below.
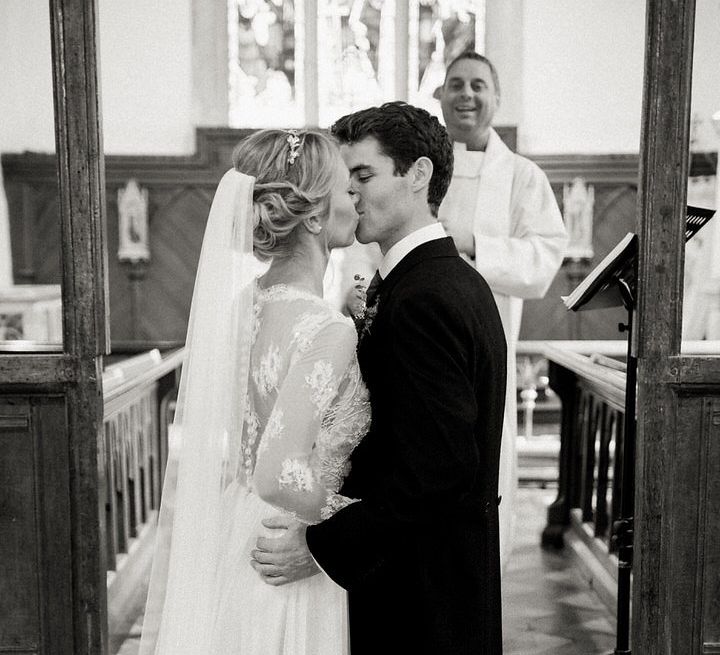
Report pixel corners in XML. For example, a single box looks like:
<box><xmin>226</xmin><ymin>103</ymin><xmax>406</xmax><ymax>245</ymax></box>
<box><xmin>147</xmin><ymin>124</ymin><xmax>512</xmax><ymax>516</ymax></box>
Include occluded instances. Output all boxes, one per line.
<box><xmin>252</xmin><ymin>102</ymin><xmax>507</xmax><ymax>654</ymax></box>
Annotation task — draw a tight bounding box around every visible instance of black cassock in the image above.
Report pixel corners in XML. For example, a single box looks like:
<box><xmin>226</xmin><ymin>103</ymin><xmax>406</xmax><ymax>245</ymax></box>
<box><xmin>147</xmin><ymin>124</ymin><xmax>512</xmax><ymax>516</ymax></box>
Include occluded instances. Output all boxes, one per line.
<box><xmin>307</xmin><ymin>237</ymin><xmax>507</xmax><ymax>654</ymax></box>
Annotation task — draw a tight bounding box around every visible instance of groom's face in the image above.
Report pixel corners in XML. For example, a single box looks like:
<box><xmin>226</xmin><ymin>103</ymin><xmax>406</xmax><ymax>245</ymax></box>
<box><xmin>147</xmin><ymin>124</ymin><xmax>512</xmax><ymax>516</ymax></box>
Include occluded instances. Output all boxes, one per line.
<box><xmin>340</xmin><ymin>137</ymin><xmax>413</xmax><ymax>252</ymax></box>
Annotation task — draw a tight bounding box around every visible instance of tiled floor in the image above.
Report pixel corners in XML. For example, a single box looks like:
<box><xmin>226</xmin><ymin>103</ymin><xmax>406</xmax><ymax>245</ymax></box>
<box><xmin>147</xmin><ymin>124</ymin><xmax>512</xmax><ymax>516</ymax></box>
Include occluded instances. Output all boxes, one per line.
<box><xmin>502</xmin><ymin>487</ymin><xmax>616</xmax><ymax>654</ymax></box>
<box><xmin>115</xmin><ymin>487</ymin><xmax>616</xmax><ymax>654</ymax></box>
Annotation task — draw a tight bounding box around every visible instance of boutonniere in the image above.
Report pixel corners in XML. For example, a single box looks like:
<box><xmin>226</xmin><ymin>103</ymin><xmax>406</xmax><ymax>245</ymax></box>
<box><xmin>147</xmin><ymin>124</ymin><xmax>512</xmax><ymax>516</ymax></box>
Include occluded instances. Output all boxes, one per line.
<box><xmin>358</xmin><ymin>299</ymin><xmax>379</xmax><ymax>340</ymax></box>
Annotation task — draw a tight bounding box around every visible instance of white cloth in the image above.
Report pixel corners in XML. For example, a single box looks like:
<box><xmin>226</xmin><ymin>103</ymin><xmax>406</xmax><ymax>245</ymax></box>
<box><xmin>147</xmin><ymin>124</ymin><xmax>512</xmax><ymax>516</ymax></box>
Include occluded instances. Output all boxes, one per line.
<box><xmin>140</xmin><ymin>170</ymin><xmax>370</xmax><ymax>654</ymax></box>
<box><xmin>439</xmin><ymin>129</ymin><xmax>568</xmax><ymax>568</ymax></box>
<box><xmin>379</xmin><ymin>222</ymin><xmax>448</xmax><ymax>278</ymax></box>
<box><xmin>323</xmin><ymin>241</ymin><xmax>382</xmax><ymax>314</ymax></box>
<box><xmin>211</xmin><ymin>484</ymin><xmax>349</xmax><ymax>654</ymax></box>
<box><xmin>322</xmin><ymin>225</ymin><xmax>445</xmax><ymax>315</ymax></box>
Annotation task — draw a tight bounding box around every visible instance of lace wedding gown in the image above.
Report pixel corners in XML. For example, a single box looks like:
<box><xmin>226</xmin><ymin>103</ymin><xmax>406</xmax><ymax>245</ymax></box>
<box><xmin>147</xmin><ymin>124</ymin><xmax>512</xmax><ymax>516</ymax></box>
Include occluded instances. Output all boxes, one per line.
<box><xmin>203</xmin><ymin>283</ymin><xmax>370</xmax><ymax>654</ymax></box>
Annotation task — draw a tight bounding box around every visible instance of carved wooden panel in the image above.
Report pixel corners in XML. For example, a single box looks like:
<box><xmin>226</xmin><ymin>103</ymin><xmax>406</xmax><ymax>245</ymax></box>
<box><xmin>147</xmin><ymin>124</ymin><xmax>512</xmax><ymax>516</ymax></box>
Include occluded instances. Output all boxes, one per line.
<box><xmin>699</xmin><ymin>398</ymin><xmax>720</xmax><ymax>652</ymax></box>
<box><xmin>520</xmin><ymin>183</ymin><xmax>638</xmax><ymax>341</ymax></box>
<box><xmin>3</xmin><ymin>131</ymin><xmax>713</xmax><ymax>346</ymax></box>
<box><xmin>105</xmin><ymin>183</ymin><xmax>215</xmax><ymax>342</ymax></box>
<box><xmin>0</xmin><ymin>397</ymin><xmax>73</xmax><ymax>653</ymax></box>
<box><xmin>4</xmin><ymin>175</ymin><xmax>61</xmax><ymax>285</ymax></box>
<box><xmin>668</xmin><ymin>393</ymin><xmax>720</xmax><ymax>653</ymax></box>
<box><xmin>141</xmin><ymin>187</ymin><xmax>214</xmax><ymax>340</ymax></box>
<box><xmin>0</xmin><ymin>402</ymin><xmax>39</xmax><ymax>652</ymax></box>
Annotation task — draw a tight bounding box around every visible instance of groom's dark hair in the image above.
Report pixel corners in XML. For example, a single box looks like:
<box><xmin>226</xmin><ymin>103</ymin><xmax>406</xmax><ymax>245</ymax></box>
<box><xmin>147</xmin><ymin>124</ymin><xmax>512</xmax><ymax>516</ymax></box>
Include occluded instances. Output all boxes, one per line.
<box><xmin>331</xmin><ymin>101</ymin><xmax>454</xmax><ymax>217</ymax></box>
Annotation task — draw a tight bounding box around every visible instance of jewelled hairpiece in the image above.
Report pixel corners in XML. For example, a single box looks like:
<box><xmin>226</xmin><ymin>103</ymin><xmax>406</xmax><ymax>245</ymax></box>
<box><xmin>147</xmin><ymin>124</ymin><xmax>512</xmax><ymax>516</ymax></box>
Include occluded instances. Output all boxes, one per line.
<box><xmin>285</xmin><ymin>130</ymin><xmax>302</xmax><ymax>166</ymax></box>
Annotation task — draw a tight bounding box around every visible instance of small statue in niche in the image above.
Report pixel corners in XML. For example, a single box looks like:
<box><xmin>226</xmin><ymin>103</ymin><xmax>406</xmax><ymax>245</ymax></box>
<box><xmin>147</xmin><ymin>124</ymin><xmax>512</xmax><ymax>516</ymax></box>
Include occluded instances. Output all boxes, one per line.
<box><xmin>563</xmin><ymin>177</ymin><xmax>594</xmax><ymax>260</ymax></box>
<box><xmin>118</xmin><ymin>179</ymin><xmax>150</xmax><ymax>262</ymax></box>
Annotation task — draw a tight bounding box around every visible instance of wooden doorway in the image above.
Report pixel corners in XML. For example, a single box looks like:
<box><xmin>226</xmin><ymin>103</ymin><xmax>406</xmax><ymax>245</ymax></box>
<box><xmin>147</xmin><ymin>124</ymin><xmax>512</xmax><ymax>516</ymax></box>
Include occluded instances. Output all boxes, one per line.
<box><xmin>634</xmin><ymin>1</ymin><xmax>720</xmax><ymax>653</ymax></box>
<box><xmin>0</xmin><ymin>1</ymin><xmax>109</xmax><ymax>653</ymax></box>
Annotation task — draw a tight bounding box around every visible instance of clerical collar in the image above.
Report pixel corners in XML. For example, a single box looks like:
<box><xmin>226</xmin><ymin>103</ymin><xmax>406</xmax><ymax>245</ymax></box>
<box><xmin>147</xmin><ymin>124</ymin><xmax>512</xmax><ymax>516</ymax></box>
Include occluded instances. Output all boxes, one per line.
<box><xmin>453</xmin><ymin>141</ymin><xmax>487</xmax><ymax>154</ymax></box>
<box><xmin>379</xmin><ymin>223</ymin><xmax>447</xmax><ymax>279</ymax></box>
<box><xmin>453</xmin><ymin>142</ymin><xmax>485</xmax><ymax>176</ymax></box>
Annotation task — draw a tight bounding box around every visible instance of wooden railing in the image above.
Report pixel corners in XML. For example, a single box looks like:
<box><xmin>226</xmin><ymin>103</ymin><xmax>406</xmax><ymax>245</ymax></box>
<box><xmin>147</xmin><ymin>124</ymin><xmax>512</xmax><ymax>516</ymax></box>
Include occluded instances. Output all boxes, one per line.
<box><xmin>539</xmin><ymin>344</ymin><xmax>626</xmax><ymax>610</ymax></box>
<box><xmin>513</xmin><ymin>341</ymin><xmax>626</xmax><ymax>485</ymax></box>
<box><xmin>538</xmin><ymin>340</ymin><xmax>720</xmax><ymax>614</ymax></box>
<box><xmin>101</xmin><ymin>348</ymin><xmax>184</xmax><ymax>650</ymax></box>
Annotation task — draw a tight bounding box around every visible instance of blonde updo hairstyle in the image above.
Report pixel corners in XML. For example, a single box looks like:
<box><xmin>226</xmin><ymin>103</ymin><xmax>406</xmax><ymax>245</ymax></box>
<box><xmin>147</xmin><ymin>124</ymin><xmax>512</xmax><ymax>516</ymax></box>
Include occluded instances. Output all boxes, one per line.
<box><xmin>232</xmin><ymin>129</ymin><xmax>342</xmax><ymax>262</ymax></box>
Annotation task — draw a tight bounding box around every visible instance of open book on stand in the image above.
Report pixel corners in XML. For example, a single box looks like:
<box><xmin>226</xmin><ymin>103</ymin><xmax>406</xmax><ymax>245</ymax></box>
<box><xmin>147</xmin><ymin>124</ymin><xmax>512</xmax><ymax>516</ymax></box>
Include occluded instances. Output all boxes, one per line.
<box><xmin>562</xmin><ymin>205</ymin><xmax>715</xmax><ymax>312</ymax></box>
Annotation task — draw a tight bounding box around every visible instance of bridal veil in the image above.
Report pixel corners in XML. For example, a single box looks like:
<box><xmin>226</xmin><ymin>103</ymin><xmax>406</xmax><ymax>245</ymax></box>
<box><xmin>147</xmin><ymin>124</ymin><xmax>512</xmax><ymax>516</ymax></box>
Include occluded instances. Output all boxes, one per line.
<box><xmin>139</xmin><ymin>169</ymin><xmax>259</xmax><ymax>654</ymax></box>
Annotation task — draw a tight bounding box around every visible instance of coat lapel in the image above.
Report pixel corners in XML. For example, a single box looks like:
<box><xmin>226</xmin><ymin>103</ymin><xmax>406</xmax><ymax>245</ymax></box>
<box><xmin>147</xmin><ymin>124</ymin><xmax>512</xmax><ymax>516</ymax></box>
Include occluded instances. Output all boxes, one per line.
<box><xmin>357</xmin><ymin>237</ymin><xmax>458</xmax><ymax>372</ymax></box>
<box><xmin>379</xmin><ymin>237</ymin><xmax>458</xmax><ymax>302</ymax></box>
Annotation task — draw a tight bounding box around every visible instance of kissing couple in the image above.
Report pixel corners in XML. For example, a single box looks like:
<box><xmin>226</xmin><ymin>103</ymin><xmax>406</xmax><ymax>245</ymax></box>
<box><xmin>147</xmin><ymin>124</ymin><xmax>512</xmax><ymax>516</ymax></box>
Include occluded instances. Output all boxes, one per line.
<box><xmin>140</xmin><ymin>101</ymin><xmax>506</xmax><ymax>655</ymax></box>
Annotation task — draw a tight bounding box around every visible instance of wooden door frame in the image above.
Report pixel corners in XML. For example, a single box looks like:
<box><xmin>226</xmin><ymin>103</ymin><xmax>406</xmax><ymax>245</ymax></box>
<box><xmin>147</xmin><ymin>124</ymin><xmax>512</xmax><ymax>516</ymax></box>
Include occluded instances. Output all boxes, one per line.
<box><xmin>0</xmin><ymin>0</ymin><xmax>110</xmax><ymax>652</ymax></box>
<box><xmin>3</xmin><ymin>0</ymin><xmax>719</xmax><ymax>653</ymax></box>
<box><xmin>635</xmin><ymin>0</ymin><xmax>720</xmax><ymax>652</ymax></box>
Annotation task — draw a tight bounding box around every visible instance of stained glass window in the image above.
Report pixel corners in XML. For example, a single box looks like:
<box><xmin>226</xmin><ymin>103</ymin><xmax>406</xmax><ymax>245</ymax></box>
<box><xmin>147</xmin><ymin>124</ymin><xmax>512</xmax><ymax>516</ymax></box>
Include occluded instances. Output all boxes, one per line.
<box><xmin>316</xmin><ymin>0</ymin><xmax>395</xmax><ymax>127</ymax></box>
<box><xmin>409</xmin><ymin>0</ymin><xmax>484</xmax><ymax>119</ymax></box>
<box><xmin>227</xmin><ymin>0</ymin><xmax>486</xmax><ymax>127</ymax></box>
<box><xmin>228</xmin><ymin>0</ymin><xmax>304</xmax><ymax>127</ymax></box>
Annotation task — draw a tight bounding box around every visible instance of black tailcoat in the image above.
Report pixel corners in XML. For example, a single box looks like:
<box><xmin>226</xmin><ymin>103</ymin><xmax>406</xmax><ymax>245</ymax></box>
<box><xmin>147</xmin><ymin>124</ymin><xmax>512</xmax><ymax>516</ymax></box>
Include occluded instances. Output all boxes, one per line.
<box><xmin>307</xmin><ymin>237</ymin><xmax>507</xmax><ymax>654</ymax></box>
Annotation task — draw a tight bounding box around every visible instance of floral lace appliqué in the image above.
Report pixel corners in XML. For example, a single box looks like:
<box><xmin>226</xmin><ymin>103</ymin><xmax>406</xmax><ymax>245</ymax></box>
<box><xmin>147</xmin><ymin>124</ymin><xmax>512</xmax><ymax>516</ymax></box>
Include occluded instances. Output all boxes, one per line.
<box><xmin>241</xmin><ymin>400</ymin><xmax>260</xmax><ymax>472</ymax></box>
<box><xmin>305</xmin><ymin>360</ymin><xmax>336</xmax><ymax>416</ymax></box>
<box><xmin>244</xmin><ymin>293</ymin><xmax>369</xmax><ymax>524</ymax></box>
<box><xmin>316</xmin><ymin>361</ymin><xmax>370</xmax><ymax>490</ymax></box>
<box><xmin>278</xmin><ymin>457</ymin><xmax>317</xmax><ymax>492</ymax></box>
<box><xmin>257</xmin><ymin>408</ymin><xmax>285</xmax><ymax>458</ymax></box>
<box><xmin>251</xmin><ymin>302</ymin><xmax>262</xmax><ymax>345</ymax></box>
<box><xmin>320</xmin><ymin>494</ymin><xmax>360</xmax><ymax>521</ymax></box>
<box><xmin>256</xmin><ymin>284</ymin><xmax>327</xmax><ymax>307</ymax></box>
<box><xmin>253</xmin><ymin>344</ymin><xmax>281</xmax><ymax>396</ymax></box>
<box><xmin>292</xmin><ymin>312</ymin><xmax>330</xmax><ymax>354</ymax></box>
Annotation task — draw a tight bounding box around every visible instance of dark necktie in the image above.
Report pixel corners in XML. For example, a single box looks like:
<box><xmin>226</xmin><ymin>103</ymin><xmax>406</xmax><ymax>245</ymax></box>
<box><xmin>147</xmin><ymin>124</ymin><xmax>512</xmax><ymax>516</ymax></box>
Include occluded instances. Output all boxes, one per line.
<box><xmin>365</xmin><ymin>270</ymin><xmax>382</xmax><ymax>307</ymax></box>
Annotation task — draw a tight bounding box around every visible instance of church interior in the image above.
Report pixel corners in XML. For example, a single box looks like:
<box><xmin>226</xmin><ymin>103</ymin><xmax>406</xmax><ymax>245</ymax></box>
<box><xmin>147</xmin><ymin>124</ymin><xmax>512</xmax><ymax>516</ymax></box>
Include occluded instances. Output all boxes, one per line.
<box><xmin>1</xmin><ymin>1</ymin><xmax>719</xmax><ymax>653</ymax></box>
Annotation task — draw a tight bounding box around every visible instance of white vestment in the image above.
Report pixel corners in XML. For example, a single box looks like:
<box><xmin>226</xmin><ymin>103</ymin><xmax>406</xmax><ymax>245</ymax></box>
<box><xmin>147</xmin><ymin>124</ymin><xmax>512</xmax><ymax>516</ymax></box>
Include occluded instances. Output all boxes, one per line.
<box><xmin>439</xmin><ymin>128</ymin><xmax>568</xmax><ymax>567</ymax></box>
<box><xmin>324</xmin><ymin>240</ymin><xmax>383</xmax><ymax>314</ymax></box>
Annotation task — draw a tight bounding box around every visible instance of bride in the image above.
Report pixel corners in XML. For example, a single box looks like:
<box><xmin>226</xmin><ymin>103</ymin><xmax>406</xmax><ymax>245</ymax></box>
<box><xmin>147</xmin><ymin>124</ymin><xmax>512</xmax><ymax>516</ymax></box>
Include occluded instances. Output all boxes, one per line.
<box><xmin>139</xmin><ymin>129</ymin><xmax>370</xmax><ymax>654</ymax></box>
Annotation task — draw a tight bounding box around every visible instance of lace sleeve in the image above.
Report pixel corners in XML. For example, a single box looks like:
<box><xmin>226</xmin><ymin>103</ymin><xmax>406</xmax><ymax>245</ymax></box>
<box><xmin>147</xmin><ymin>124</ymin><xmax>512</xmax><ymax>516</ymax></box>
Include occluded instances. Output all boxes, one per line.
<box><xmin>252</xmin><ymin>319</ymin><xmax>358</xmax><ymax>523</ymax></box>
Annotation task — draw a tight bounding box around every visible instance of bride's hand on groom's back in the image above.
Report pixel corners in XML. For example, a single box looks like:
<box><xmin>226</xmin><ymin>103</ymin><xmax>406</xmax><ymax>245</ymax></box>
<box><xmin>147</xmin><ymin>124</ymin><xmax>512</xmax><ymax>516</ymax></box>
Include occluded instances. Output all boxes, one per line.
<box><xmin>250</xmin><ymin>514</ymin><xmax>320</xmax><ymax>586</ymax></box>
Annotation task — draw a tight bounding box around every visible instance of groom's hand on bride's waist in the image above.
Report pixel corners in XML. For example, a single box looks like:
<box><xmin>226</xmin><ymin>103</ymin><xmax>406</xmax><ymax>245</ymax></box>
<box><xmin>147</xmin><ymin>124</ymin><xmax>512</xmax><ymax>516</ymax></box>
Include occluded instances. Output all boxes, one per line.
<box><xmin>250</xmin><ymin>515</ymin><xmax>320</xmax><ymax>586</ymax></box>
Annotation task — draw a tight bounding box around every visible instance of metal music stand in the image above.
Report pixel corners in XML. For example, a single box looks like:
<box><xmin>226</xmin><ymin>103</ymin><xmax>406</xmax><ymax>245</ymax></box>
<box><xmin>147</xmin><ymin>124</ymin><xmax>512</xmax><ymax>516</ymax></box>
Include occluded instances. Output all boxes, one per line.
<box><xmin>610</xmin><ymin>272</ymin><xmax>637</xmax><ymax>655</ymax></box>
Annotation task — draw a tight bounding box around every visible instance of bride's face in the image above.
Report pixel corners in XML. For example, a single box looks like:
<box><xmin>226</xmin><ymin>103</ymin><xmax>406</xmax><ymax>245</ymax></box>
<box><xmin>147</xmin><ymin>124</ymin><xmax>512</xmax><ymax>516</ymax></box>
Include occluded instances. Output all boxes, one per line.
<box><xmin>326</xmin><ymin>162</ymin><xmax>360</xmax><ymax>249</ymax></box>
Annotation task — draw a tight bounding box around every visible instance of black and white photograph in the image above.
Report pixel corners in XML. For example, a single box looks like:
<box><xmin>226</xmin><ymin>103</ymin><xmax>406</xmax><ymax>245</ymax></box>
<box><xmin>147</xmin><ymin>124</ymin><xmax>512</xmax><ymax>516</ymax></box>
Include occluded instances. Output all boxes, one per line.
<box><xmin>1</xmin><ymin>1</ymin><xmax>719</xmax><ymax>654</ymax></box>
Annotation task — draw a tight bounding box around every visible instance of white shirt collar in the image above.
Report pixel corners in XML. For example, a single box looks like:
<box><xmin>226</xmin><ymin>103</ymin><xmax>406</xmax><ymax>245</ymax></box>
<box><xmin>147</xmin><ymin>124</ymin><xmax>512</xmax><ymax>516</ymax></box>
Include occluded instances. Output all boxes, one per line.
<box><xmin>378</xmin><ymin>223</ymin><xmax>447</xmax><ymax>279</ymax></box>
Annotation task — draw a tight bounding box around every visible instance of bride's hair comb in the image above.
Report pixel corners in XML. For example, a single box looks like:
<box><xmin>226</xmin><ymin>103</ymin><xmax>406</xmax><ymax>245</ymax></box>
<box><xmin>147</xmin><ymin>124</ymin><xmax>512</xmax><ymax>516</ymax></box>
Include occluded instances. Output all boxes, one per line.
<box><xmin>285</xmin><ymin>130</ymin><xmax>303</xmax><ymax>166</ymax></box>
